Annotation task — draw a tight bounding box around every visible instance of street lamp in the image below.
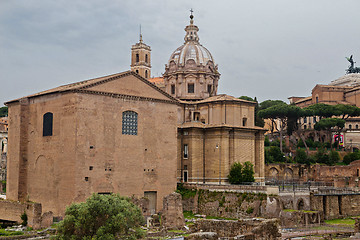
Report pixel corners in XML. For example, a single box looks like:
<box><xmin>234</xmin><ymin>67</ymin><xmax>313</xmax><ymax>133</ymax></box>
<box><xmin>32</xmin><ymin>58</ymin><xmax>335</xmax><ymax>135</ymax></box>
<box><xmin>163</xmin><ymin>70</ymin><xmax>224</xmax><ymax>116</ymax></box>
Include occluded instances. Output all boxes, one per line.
<box><xmin>216</xmin><ymin>143</ymin><xmax>221</xmax><ymax>184</ymax></box>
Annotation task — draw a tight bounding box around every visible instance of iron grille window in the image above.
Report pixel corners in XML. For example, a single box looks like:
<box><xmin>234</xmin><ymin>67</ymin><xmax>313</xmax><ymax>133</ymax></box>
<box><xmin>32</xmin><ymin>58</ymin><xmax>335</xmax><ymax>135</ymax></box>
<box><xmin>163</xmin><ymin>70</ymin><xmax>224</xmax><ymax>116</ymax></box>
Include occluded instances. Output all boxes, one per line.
<box><xmin>122</xmin><ymin>111</ymin><xmax>138</xmax><ymax>135</ymax></box>
<box><xmin>43</xmin><ymin>112</ymin><xmax>53</xmax><ymax>136</ymax></box>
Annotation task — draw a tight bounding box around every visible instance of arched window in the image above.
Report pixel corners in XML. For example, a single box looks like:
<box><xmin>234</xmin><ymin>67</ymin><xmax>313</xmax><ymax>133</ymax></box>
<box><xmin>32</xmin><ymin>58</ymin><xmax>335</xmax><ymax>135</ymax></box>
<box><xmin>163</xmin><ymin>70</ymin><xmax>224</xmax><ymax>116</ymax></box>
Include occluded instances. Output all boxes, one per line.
<box><xmin>136</xmin><ymin>53</ymin><xmax>139</xmax><ymax>63</ymax></box>
<box><xmin>43</xmin><ymin>112</ymin><xmax>53</xmax><ymax>136</ymax></box>
<box><xmin>145</xmin><ymin>54</ymin><xmax>148</xmax><ymax>63</ymax></box>
<box><xmin>349</xmin><ymin>124</ymin><xmax>352</xmax><ymax>129</ymax></box>
<box><xmin>356</xmin><ymin>125</ymin><xmax>359</xmax><ymax>129</ymax></box>
<box><xmin>122</xmin><ymin>111</ymin><xmax>138</xmax><ymax>135</ymax></box>
<box><xmin>136</xmin><ymin>69</ymin><xmax>139</xmax><ymax>74</ymax></box>
<box><xmin>145</xmin><ymin>70</ymin><xmax>148</xmax><ymax>78</ymax></box>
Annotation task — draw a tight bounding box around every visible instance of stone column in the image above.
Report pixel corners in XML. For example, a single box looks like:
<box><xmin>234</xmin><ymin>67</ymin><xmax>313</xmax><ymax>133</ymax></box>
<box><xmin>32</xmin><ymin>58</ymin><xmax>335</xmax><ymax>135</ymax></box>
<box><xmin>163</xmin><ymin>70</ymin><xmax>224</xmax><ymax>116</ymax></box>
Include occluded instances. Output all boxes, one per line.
<box><xmin>161</xmin><ymin>192</ymin><xmax>185</xmax><ymax>230</ymax></box>
<box><xmin>2</xmin><ymin>138</ymin><xmax>7</xmax><ymax>154</ymax></box>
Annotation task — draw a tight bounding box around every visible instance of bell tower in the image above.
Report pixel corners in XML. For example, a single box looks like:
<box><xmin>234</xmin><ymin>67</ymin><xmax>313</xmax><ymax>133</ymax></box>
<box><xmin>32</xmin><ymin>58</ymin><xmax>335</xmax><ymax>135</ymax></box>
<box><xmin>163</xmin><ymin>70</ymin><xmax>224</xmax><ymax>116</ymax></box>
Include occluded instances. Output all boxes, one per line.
<box><xmin>131</xmin><ymin>29</ymin><xmax>151</xmax><ymax>79</ymax></box>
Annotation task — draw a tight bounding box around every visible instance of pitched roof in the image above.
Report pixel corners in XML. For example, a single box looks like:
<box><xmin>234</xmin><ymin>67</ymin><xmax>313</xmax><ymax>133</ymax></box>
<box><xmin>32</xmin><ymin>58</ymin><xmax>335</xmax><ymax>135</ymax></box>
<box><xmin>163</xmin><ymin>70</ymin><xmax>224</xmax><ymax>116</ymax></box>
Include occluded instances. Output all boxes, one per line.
<box><xmin>6</xmin><ymin>71</ymin><xmax>178</xmax><ymax>104</ymax></box>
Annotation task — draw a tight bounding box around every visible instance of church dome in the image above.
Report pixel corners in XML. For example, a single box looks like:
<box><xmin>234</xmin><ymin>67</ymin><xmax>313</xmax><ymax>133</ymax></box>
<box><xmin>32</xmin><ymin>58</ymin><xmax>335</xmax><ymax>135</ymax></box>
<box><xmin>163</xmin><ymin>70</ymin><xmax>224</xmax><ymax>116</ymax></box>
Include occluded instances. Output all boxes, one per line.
<box><xmin>168</xmin><ymin>41</ymin><xmax>214</xmax><ymax>66</ymax></box>
<box><xmin>165</xmin><ymin>13</ymin><xmax>217</xmax><ymax>72</ymax></box>
<box><xmin>163</xmin><ymin>12</ymin><xmax>220</xmax><ymax>101</ymax></box>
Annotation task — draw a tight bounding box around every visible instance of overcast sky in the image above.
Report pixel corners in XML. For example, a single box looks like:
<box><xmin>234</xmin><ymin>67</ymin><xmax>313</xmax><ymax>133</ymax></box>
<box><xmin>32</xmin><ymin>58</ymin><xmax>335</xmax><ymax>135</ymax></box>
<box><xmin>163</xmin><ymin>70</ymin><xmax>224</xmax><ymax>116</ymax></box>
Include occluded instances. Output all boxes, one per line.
<box><xmin>1</xmin><ymin>0</ymin><xmax>360</xmax><ymax>106</ymax></box>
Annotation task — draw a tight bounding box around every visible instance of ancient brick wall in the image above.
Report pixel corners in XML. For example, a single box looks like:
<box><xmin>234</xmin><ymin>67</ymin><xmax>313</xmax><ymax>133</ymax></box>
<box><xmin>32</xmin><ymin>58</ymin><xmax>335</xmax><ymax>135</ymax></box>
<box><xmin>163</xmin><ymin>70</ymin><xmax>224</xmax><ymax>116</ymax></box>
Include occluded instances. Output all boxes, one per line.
<box><xmin>192</xmin><ymin>218</ymin><xmax>281</xmax><ymax>239</ymax></box>
<box><xmin>182</xmin><ymin>189</ymin><xmax>269</xmax><ymax>219</ymax></box>
<box><xmin>311</xmin><ymin>194</ymin><xmax>360</xmax><ymax>219</ymax></box>
<box><xmin>0</xmin><ymin>200</ymin><xmax>52</xmax><ymax>229</ymax></box>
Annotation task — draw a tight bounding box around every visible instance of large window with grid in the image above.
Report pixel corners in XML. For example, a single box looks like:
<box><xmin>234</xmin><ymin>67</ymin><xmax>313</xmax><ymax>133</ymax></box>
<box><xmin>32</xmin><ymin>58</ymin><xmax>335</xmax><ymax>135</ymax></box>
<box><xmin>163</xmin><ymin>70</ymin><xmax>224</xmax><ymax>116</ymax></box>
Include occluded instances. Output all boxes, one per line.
<box><xmin>122</xmin><ymin>111</ymin><xmax>138</xmax><ymax>135</ymax></box>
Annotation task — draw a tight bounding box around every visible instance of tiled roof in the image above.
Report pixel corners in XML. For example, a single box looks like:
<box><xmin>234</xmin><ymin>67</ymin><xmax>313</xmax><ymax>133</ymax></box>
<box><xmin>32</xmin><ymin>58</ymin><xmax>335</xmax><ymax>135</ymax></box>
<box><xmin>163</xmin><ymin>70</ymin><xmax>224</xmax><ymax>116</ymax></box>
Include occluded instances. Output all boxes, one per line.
<box><xmin>6</xmin><ymin>71</ymin><xmax>178</xmax><ymax>104</ymax></box>
<box><xmin>148</xmin><ymin>77</ymin><xmax>164</xmax><ymax>84</ymax></box>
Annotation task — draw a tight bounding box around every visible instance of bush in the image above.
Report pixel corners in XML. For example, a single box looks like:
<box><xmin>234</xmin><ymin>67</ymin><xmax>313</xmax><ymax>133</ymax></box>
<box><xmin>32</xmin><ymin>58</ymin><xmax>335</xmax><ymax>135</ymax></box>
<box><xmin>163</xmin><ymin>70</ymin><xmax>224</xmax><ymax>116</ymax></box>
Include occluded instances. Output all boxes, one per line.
<box><xmin>343</xmin><ymin>152</ymin><xmax>360</xmax><ymax>165</ymax></box>
<box><xmin>242</xmin><ymin>161</ymin><xmax>255</xmax><ymax>182</ymax></box>
<box><xmin>267</xmin><ymin>146</ymin><xmax>285</xmax><ymax>163</ymax></box>
<box><xmin>315</xmin><ymin>148</ymin><xmax>329</xmax><ymax>164</ymax></box>
<box><xmin>20</xmin><ymin>212</ymin><xmax>27</xmax><ymax>226</ymax></box>
<box><xmin>264</xmin><ymin>136</ymin><xmax>270</xmax><ymax>146</ymax></box>
<box><xmin>328</xmin><ymin>150</ymin><xmax>340</xmax><ymax>165</ymax></box>
<box><xmin>270</xmin><ymin>139</ymin><xmax>280</xmax><ymax>147</ymax></box>
<box><xmin>228</xmin><ymin>161</ymin><xmax>255</xmax><ymax>184</ymax></box>
<box><xmin>294</xmin><ymin>148</ymin><xmax>308</xmax><ymax>164</ymax></box>
<box><xmin>55</xmin><ymin>193</ymin><xmax>145</xmax><ymax>240</ymax></box>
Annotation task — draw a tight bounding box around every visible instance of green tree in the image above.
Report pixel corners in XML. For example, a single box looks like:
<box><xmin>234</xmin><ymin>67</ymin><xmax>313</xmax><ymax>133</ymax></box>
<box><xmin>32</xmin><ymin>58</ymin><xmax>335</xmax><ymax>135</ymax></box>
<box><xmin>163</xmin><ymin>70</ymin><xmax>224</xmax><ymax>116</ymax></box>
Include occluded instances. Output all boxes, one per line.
<box><xmin>228</xmin><ymin>162</ymin><xmax>243</xmax><ymax>184</ymax></box>
<box><xmin>265</xmin><ymin>146</ymin><xmax>285</xmax><ymax>163</ymax></box>
<box><xmin>259</xmin><ymin>103</ymin><xmax>306</xmax><ymax>153</ymax></box>
<box><xmin>314</xmin><ymin>118</ymin><xmax>345</xmax><ymax>146</ymax></box>
<box><xmin>343</xmin><ymin>152</ymin><xmax>360</xmax><ymax>165</ymax></box>
<box><xmin>328</xmin><ymin>150</ymin><xmax>340</xmax><ymax>165</ymax></box>
<box><xmin>242</xmin><ymin>161</ymin><xmax>255</xmax><ymax>182</ymax></box>
<box><xmin>294</xmin><ymin>148</ymin><xmax>308</xmax><ymax>164</ymax></box>
<box><xmin>238</xmin><ymin>96</ymin><xmax>255</xmax><ymax>102</ymax></box>
<box><xmin>304</xmin><ymin>103</ymin><xmax>339</xmax><ymax>119</ymax></box>
<box><xmin>55</xmin><ymin>193</ymin><xmax>144</xmax><ymax>240</ymax></box>
<box><xmin>228</xmin><ymin>161</ymin><xmax>255</xmax><ymax>184</ymax></box>
<box><xmin>0</xmin><ymin>107</ymin><xmax>7</xmax><ymax>117</ymax></box>
<box><xmin>314</xmin><ymin>148</ymin><xmax>329</xmax><ymax>164</ymax></box>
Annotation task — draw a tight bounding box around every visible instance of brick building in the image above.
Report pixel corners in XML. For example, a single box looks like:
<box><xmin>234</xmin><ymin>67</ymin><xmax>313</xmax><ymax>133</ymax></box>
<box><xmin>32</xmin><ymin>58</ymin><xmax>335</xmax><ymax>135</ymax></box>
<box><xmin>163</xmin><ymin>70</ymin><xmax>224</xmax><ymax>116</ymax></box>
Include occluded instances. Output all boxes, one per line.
<box><xmin>289</xmin><ymin>73</ymin><xmax>360</xmax><ymax>148</ymax></box>
<box><xmin>5</xmin><ymin>13</ymin><xmax>265</xmax><ymax>217</ymax></box>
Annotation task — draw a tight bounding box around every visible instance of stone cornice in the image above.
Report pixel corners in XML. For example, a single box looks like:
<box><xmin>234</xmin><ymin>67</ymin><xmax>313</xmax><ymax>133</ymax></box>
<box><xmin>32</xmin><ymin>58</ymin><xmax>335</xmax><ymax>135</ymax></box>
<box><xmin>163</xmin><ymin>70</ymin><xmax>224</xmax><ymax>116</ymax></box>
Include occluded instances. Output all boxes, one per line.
<box><xmin>72</xmin><ymin>89</ymin><xmax>181</xmax><ymax>105</ymax></box>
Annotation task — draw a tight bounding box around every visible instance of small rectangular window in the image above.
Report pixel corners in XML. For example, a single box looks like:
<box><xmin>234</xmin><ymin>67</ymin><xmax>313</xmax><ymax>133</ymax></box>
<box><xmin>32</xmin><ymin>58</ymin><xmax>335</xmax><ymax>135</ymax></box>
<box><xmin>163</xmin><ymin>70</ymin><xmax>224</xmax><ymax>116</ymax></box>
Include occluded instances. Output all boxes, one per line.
<box><xmin>188</xmin><ymin>83</ymin><xmax>194</xmax><ymax>93</ymax></box>
<box><xmin>207</xmin><ymin>84</ymin><xmax>212</xmax><ymax>93</ymax></box>
<box><xmin>242</xmin><ymin>118</ymin><xmax>247</xmax><ymax>126</ymax></box>
<box><xmin>304</xmin><ymin>117</ymin><xmax>307</xmax><ymax>123</ymax></box>
<box><xmin>171</xmin><ymin>84</ymin><xmax>176</xmax><ymax>95</ymax></box>
<box><xmin>184</xmin><ymin>144</ymin><xmax>188</xmax><ymax>159</ymax></box>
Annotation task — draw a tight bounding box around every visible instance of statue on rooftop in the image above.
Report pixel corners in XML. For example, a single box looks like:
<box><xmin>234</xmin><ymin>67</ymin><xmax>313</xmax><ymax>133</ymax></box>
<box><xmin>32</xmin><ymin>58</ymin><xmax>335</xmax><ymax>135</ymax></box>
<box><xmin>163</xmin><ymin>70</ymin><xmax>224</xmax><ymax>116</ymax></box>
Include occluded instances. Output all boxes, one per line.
<box><xmin>346</xmin><ymin>55</ymin><xmax>360</xmax><ymax>74</ymax></box>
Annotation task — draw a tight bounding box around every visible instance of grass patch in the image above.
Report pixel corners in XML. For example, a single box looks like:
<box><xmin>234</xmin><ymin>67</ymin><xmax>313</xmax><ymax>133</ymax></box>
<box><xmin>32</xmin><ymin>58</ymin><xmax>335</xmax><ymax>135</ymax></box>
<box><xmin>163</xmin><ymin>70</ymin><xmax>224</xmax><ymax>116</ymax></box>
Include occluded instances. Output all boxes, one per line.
<box><xmin>325</xmin><ymin>218</ymin><xmax>356</xmax><ymax>226</ymax></box>
<box><xmin>183</xmin><ymin>211</ymin><xmax>195</xmax><ymax>219</ymax></box>
<box><xmin>0</xmin><ymin>229</ymin><xmax>24</xmax><ymax>236</ymax></box>
<box><xmin>176</xmin><ymin>183</ymin><xmax>197</xmax><ymax>199</ymax></box>
<box><xmin>205</xmin><ymin>216</ymin><xmax>237</xmax><ymax>220</ymax></box>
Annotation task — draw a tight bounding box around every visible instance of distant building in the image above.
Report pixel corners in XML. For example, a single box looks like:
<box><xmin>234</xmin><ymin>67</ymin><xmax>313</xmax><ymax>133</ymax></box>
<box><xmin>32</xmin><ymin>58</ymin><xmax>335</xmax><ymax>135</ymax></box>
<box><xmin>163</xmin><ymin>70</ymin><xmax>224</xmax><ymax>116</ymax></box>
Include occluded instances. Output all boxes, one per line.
<box><xmin>290</xmin><ymin>73</ymin><xmax>360</xmax><ymax>148</ymax></box>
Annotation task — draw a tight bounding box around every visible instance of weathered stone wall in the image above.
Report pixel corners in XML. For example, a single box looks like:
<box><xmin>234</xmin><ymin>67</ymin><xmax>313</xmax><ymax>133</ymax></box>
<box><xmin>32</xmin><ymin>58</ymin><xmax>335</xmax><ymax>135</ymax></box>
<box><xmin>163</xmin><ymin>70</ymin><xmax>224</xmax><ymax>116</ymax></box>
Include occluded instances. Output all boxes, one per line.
<box><xmin>310</xmin><ymin>194</ymin><xmax>360</xmax><ymax>219</ymax></box>
<box><xmin>280</xmin><ymin>210</ymin><xmax>323</xmax><ymax>227</ymax></box>
<box><xmin>192</xmin><ymin>218</ymin><xmax>281</xmax><ymax>239</ymax></box>
<box><xmin>182</xmin><ymin>189</ymin><xmax>269</xmax><ymax>219</ymax></box>
<box><xmin>279</xmin><ymin>192</ymin><xmax>311</xmax><ymax>210</ymax></box>
<box><xmin>0</xmin><ymin>200</ymin><xmax>52</xmax><ymax>229</ymax></box>
<box><xmin>266</xmin><ymin>161</ymin><xmax>360</xmax><ymax>188</ymax></box>
<box><xmin>161</xmin><ymin>192</ymin><xmax>184</xmax><ymax>229</ymax></box>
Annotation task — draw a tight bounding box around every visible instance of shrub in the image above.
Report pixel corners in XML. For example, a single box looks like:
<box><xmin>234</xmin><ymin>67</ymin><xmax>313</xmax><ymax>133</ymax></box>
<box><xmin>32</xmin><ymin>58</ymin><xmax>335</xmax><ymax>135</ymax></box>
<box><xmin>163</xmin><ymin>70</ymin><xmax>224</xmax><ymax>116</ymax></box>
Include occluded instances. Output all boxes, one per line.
<box><xmin>270</xmin><ymin>139</ymin><xmax>280</xmax><ymax>147</ymax></box>
<box><xmin>294</xmin><ymin>148</ymin><xmax>308</xmax><ymax>164</ymax></box>
<box><xmin>242</xmin><ymin>162</ymin><xmax>255</xmax><ymax>182</ymax></box>
<box><xmin>328</xmin><ymin>150</ymin><xmax>340</xmax><ymax>165</ymax></box>
<box><xmin>228</xmin><ymin>162</ymin><xmax>243</xmax><ymax>184</ymax></box>
<box><xmin>246</xmin><ymin>207</ymin><xmax>254</xmax><ymax>214</ymax></box>
<box><xmin>228</xmin><ymin>161</ymin><xmax>255</xmax><ymax>184</ymax></box>
<box><xmin>55</xmin><ymin>193</ymin><xmax>145</xmax><ymax>240</ymax></box>
<box><xmin>343</xmin><ymin>152</ymin><xmax>360</xmax><ymax>165</ymax></box>
<box><xmin>20</xmin><ymin>212</ymin><xmax>27</xmax><ymax>226</ymax></box>
<box><xmin>268</xmin><ymin>146</ymin><xmax>285</xmax><ymax>162</ymax></box>
<box><xmin>315</xmin><ymin>148</ymin><xmax>329</xmax><ymax>164</ymax></box>
<box><xmin>264</xmin><ymin>136</ymin><xmax>270</xmax><ymax>146</ymax></box>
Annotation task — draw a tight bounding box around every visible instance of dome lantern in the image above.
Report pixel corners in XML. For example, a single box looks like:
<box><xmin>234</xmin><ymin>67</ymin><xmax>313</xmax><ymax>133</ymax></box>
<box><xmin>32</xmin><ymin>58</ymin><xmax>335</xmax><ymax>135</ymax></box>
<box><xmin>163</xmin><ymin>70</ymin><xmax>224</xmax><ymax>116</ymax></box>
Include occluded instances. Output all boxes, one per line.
<box><xmin>163</xmin><ymin>12</ymin><xmax>220</xmax><ymax>101</ymax></box>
